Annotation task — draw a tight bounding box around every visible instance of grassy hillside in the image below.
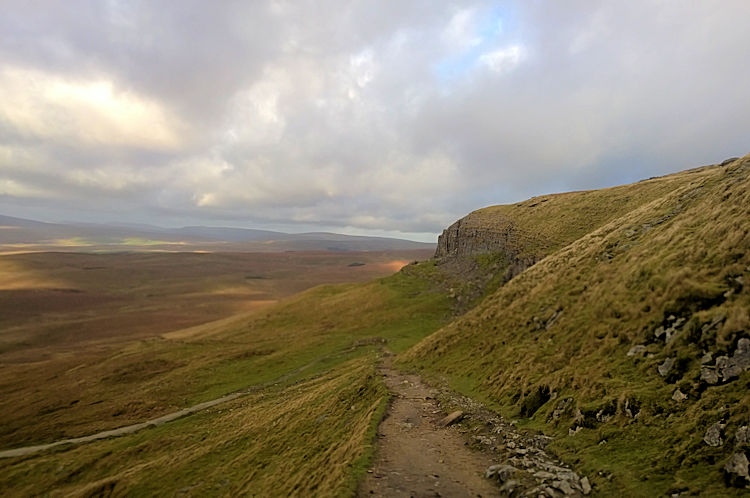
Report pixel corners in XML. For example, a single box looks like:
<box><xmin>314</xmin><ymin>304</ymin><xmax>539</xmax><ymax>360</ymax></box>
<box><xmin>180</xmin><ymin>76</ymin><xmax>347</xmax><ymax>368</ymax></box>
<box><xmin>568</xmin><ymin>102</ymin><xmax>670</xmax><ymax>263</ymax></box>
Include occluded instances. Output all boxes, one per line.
<box><xmin>402</xmin><ymin>156</ymin><xmax>750</xmax><ymax>495</ymax></box>
<box><xmin>434</xmin><ymin>164</ymin><xmax>712</xmax><ymax>309</ymax></box>
<box><xmin>3</xmin><ymin>157</ymin><xmax>748</xmax><ymax>496</ymax></box>
<box><xmin>0</xmin><ymin>356</ymin><xmax>387</xmax><ymax>496</ymax></box>
<box><xmin>0</xmin><ymin>260</ymin><xmax>451</xmax><ymax>449</ymax></box>
<box><xmin>0</xmin><ymin>260</ymin><xmax>453</xmax><ymax>495</ymax></box>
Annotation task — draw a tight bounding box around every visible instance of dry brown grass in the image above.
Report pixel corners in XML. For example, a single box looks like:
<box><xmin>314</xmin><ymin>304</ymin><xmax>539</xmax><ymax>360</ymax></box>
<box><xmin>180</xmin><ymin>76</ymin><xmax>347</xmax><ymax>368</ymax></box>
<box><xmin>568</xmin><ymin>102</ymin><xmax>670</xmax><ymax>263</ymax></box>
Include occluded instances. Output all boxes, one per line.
<box><xmin>0</xmin><ymin>356</ymin><xmax>387</xmax><ymax>497</ymax></box>
<box><xmin>0</xmin><ymin>250</ymin><xmax>434</xmax><ymax>448</ymax></box>
<box><xmin>403</xmin><ymin>155</ymin><xmax>750</xmax><ymax>495</ymax></box>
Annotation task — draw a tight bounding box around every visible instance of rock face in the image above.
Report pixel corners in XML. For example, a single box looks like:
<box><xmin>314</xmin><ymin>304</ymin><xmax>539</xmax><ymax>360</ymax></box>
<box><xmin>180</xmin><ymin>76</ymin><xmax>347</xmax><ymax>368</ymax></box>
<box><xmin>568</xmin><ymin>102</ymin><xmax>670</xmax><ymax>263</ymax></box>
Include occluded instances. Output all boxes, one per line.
<box><xmin>433</xmin><ymin>214</ymin><xmax>541</xmax><ymax>290</ymax></box>
<box><xmin>435</xmin><ymin>216</ymin><xmax>538</xmax><ymax>265</ymax></box>
<box><xmin>435</xmin><ymin>217</ymin><xmax>516</xmax><ymax>259</ymax></box>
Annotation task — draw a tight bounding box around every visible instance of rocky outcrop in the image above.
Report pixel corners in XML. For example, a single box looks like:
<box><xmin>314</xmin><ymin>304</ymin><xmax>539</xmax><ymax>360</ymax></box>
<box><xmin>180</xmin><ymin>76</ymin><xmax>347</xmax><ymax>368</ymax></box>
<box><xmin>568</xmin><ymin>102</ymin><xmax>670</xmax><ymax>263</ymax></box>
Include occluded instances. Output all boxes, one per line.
<box><xmin>435</xmin><ymin>216</ymin><xmax>523</xmax><ymax>259</ymax></box>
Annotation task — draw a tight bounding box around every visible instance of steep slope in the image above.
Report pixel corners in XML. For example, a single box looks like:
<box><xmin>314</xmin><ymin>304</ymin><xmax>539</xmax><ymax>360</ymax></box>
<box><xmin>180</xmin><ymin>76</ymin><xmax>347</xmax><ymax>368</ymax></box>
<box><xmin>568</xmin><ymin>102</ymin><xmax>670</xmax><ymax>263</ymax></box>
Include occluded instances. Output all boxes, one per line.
<box><xmin>403</xmin><ymin>155</ymin><xmax>750</xmax><ymax>495</ymax></box>
<box><xmin>433</xmin><ymin>166</ymin><xmax>714</xmax><ymax>304</ymax></box>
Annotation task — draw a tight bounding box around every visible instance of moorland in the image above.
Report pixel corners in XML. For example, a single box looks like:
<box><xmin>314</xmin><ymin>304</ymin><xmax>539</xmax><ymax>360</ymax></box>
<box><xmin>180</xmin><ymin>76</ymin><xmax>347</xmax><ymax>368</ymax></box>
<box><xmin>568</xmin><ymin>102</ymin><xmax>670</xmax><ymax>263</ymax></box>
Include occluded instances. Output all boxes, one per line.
<box><xmin>0</xmin><ymin>155</ymin><xmax>749</xmax><ymax>497</ymax></box>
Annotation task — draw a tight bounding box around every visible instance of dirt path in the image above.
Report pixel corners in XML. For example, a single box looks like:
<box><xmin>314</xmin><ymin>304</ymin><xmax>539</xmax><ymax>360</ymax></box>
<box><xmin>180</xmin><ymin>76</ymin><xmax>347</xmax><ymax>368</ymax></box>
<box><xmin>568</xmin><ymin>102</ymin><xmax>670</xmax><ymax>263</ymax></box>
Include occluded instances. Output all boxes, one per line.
<box><xmin>0</xmin><ymin>392</ymin><xmax>245</xmax><ymax>458</ymax></box>
<box><xmin>358</xmin><ymin>355</ymin><xmax>501</xmax><ymax>497</ymax></box>
<box><xmin>0</xmin><ymin>345</ymin><xmax>357</xmax><ymax>459</ymax></box>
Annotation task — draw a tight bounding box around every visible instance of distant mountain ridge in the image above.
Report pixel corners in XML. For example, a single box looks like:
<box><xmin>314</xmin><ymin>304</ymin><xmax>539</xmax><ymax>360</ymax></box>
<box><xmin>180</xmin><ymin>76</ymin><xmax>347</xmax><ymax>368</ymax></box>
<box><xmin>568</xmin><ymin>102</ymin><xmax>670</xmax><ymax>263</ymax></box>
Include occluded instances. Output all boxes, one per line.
<box><xmin>0</xmin><ymin>215</ymin><xmax>434</xmax><ymax>252</ymax></box>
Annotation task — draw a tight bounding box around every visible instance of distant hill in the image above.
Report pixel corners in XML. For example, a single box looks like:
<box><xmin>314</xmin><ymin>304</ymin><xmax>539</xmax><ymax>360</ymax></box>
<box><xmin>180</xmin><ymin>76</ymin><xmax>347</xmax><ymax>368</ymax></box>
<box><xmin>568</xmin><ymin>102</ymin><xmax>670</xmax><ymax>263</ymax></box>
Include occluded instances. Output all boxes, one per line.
<box><xmin>0</xmin><ymin>216</ymin><xmax>434</xmax><ymax>252</ymax></box>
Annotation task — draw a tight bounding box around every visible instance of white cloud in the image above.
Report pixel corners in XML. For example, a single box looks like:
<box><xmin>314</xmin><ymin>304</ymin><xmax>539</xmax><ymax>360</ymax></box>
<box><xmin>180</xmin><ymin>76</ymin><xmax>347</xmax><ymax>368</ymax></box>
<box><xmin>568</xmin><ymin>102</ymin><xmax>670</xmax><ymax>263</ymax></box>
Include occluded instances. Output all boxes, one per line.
<box><xmin>478</xmin><ymin>45</ymin><xmax>523</xmax><ymax>73</ymax></box>
<box><xmin>1</xmin><ymin>1</ymin><xmax>750</xmax><ymax>237</ymax></box>
<box><xmin>0</xmin><ymin>66</ymin><xmax>183</xmax><ymax>150</ymax></box>
<box><xmin>442</xmin><ymin>8</ymin><xmax>481</xmax><ymax>51</ymax></box>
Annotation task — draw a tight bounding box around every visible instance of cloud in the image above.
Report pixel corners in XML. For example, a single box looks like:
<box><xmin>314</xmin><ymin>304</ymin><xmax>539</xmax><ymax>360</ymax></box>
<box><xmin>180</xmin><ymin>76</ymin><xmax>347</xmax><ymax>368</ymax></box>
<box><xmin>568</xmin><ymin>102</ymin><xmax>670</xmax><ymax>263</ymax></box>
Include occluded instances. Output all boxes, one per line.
<box><xmin>0</xmin><ymin>0</ymin><xmax>749</xmax><ymax>239</ymax></box>
<box><xmin>0</xmin><ymin>66</ymin><xmax>182</xmax><ymax>149</ymax></box>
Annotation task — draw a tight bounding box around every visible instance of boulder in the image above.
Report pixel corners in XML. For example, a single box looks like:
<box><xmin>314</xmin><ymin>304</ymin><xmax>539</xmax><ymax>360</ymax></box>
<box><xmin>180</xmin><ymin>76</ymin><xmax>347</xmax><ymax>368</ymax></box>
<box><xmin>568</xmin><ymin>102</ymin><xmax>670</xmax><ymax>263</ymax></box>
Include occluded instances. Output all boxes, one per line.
<box><xmin>701</xmin><ymin>366</ymin><xmax>719</xmax><ymax>384</ymax></box>
<box><xmin>704</xmin><ymin>422</ymin><xmax>724</xmax><ymax>447</ymax></box>
<box><xmin>672</xmin><ymin>389</ymin><xmax>687</xmax><ymax>402</ymax></box>
<box><xmin>580</xmin><ymin>476</ymin><xmax>592</xmax><ymax>495</ymax></box>
<box><xmin>724</xmin><ymin>452</ymin><xmax>750</xmax><ymax>488</ymax></box>
<box><xmin>736</xmin><ymin>426</ymin><xmax>749</xmax><ymax>445</ymax></box>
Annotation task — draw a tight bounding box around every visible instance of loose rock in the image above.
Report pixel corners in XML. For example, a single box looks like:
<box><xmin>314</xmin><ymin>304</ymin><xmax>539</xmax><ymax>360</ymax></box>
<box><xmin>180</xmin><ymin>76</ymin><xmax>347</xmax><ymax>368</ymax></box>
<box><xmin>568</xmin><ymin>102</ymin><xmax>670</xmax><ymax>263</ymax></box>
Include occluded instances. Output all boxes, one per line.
<box><xmin>499</xmin><ymin>479</ymin><xmax>520</xmax><ymax>496</ymax></box>
<box><xmin>485</xmin><ymin>464</ymin><xmax>517</xmax><ymax>482</ymax></box>
<box><xmin>704</xmin><ymin>422</ymin><xmax>724</xmax><ymax>447</ymax></box>
<box><xmin>439</xmin><ymin>410</ymin><xmax>464</xmax><ymax>427</ymax></box>
<box><xmin>724</xmin><ymin>452</ymin><xmax>750</xmax><ymax>487</ymax></box>
<box><xmin>701</xmin><ymin>366</ymin><xmax>719</xmax><ymax>384</ymax></box>
<box><xmin>658</xmin><ymin>357</ymin><xmax>675</xmax><ymax>377</ymax></box>
<box><xmin>736</xmin><ymin>426</ymin><xmax>749</xmax><ymax>445</ymax></box>
<box><xmin>580</xmin><ymin>476</ymin><xmax>592</xmax><ymax>495</ymax></box>
<box><xmin>672</xmin><ymin>389</ymin><xmax>687</xmax><ymax>402</ymax></box>
<box><xmin>552</xmin><ymin>479</ymin><xmax>575</xmax><ymax>496</ymax></box>
<box><xmin>627</xmin><ymin>345</ymin><xmax>647</xmax><ymax>357</ymax></box>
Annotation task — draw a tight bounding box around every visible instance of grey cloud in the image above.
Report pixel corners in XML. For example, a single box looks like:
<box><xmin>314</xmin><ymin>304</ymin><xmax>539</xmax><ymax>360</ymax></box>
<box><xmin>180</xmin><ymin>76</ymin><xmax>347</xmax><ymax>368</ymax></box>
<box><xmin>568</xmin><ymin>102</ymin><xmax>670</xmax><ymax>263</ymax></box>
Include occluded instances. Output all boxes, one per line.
<box><xmin>0</xmin><ymin>1</ymin><xmax>749</xmax><ymax>239</ymax></box>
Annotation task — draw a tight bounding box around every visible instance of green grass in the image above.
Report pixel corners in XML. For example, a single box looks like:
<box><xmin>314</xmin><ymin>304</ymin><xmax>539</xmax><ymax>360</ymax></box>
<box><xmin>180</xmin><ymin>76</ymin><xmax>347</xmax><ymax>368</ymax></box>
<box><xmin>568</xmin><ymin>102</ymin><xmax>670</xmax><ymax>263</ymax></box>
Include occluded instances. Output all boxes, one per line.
<box><xmin>401</xmin><ymin>156</ymin><xmax>750</xmax><ymax>495</ymax></box>
<box><xmin>0</xmin><ymin>357</ymin><xmax>389</xmax><ymax>497</ymax></box>
<box><xmin>4</xmin><ymin>156</ymin><xmax>749</xmax><ymax>495</ymax></box>
<box><xmin>0</xmin><ymin>256</ymin><xmax>452</xmax><ymax>495</ymax></box>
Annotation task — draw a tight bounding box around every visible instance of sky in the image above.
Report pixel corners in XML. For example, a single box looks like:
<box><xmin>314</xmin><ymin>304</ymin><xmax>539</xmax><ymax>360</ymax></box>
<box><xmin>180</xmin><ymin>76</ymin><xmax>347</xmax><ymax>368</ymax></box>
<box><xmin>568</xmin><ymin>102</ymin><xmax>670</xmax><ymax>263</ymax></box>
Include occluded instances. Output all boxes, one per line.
<box><xmin>1</xmin><ymin>1</ymin><xmax>749</xmax><ymax>242</ymax></box>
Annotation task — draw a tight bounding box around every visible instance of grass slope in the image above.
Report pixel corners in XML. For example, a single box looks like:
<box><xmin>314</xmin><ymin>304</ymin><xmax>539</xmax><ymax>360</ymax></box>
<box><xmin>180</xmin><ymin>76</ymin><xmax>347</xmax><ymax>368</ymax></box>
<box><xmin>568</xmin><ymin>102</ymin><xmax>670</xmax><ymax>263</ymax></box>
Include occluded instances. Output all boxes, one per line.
<box><xmin>402</xmin><ymin>156</ymin><xmax>750</xmax><ymax>495</ymax></box>
<box><xmin>0</xmin><ymin>357</ymin><xmax>386</xmax><ymax>497</ymax></box>
<box><xmin>447</xmin><ymin>165</ymin><xmax>712</xmax><ymax>261</ymax></box>
<box><xmin>0</xmin><ymin>262</ymin><xmax>451</xmax><ymax>495</ymax></box>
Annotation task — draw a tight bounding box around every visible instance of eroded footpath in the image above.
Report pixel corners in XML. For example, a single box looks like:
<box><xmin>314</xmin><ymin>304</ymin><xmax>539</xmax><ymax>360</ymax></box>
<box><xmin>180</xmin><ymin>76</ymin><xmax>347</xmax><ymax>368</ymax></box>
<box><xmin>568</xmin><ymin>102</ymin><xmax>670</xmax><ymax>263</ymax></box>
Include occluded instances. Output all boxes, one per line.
<box><xmin>359</xmin><ymin>354</ymin><xmax>591</xmax><ymax>497</ymax></box>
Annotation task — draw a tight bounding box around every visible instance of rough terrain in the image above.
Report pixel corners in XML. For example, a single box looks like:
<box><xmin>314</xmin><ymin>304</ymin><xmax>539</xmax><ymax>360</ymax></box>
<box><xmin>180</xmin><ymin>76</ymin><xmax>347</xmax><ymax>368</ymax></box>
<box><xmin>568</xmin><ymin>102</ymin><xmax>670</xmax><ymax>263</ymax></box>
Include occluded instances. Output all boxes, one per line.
<box><xmin>358</xmin><ymin>354</ymin><xmax>500</xmax><ymax>497</ymax></box>
<box><xmin>360</xmin><ymin>353</ymin><xmax>591</xmax><ymax>497</ymax></box>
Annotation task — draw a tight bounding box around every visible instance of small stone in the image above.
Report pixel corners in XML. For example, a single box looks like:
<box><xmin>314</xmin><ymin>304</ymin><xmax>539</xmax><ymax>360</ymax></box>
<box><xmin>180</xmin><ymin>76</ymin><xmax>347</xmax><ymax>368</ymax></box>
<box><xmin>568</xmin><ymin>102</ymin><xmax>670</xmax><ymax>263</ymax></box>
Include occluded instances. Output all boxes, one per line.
<box><xmin>654</xmin><ymin>326</ymin><xmax>666</xmax><ymax>339</ymax></box>
<box><xmin>568</xmin><ymin>427</ymin><xmax>581</xmax><ymax>436</ymax></box>
<box><xmin>724</xmin><ymin>452</ymin><xmax>750</xmax><ymax>487</ymax></box>
<box><xmin>672</xmin><ymin>389</ymin><xmax>688</xmax><ymax>402</ymax></box>
<box><xmin>627</xmin><ymin>345</ymin><xmax>647</xmax><ymax>357</ymax></box>
<box><xmin>736</xmin><ymin>426</ymin><xmax>749</xmax><ymax>445</ymax></box>
<box><xmin>534</xmin><ymin>471</ymin><xmax>556</xmax><ymax>481</ymax></box>
<box><xmin>701</xmin><ymin>366</ymin><xmax>719</xmax><ymax>384</ymax></box>
<box><xmin>439</xmin><ymin>410</ymin><xmax>464</xmax><ymax>427</ymax></box>
<box><xmin>704</xmin><ymin>422</ymin><xmax>724</xmax><ymax>447</ymax></box>
<box><xmin>658</xmin><ymin>357</ymin><xmax>675</xmax><ymax>377</ymax></box>
<box><xmin>552</xmin><ymin>479</ymin><xmax>575</xmax><ymax>496</ymax></box>
<box><xmin>701</xmin><ymin>352</ymin><xmax>713</xmax><ymax>364</ymax></box>
<box><xmin>717</xmin><ymin>356</ymin><xmax>742</xmax><ymax>381</ymax></box>
<box><xmin>544</xmin><ymin>486</ymin><xmax>562</xmax><ymax>498</ymax></box>
<box><xmin>580</xmin><ymin>476</ymin><xmax>592</xmax><ymax>495</ymax></box>
<box><xmin>499</xmin><ymin>479</ymin><xmax>519</xmax><ymax>496</ymax></box>
<box><xmin>486</xmin><ymin>464</ymin><xmax>518</xmax><ymax>482</ymax></box>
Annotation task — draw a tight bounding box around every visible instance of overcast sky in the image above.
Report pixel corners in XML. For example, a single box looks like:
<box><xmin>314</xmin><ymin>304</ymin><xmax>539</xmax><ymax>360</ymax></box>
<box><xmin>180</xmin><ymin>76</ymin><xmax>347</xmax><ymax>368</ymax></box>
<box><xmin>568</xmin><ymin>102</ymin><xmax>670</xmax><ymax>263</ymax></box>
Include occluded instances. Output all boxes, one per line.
<box><xmin>1</xmin><ymin>1</ymin><xmax>749</xmax><ymax>242</ymax></box>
